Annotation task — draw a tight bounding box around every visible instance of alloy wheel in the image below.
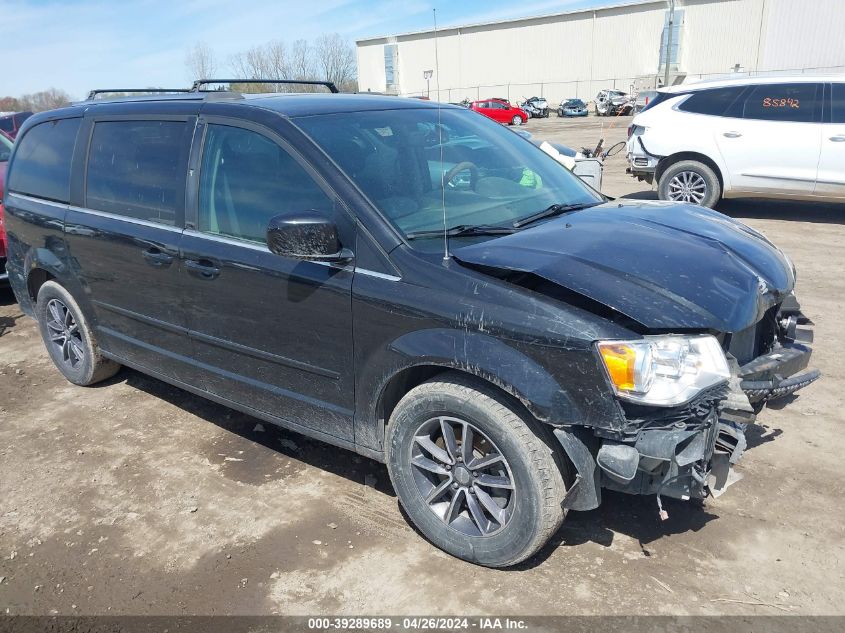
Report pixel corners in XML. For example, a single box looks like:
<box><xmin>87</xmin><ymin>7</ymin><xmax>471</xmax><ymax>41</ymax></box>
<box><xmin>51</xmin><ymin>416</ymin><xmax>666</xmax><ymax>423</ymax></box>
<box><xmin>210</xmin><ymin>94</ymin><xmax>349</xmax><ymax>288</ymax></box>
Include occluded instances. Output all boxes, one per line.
<box><xmin>45</xmin><ymin>299</ymin><xmax>85</xmax><ymax>368</ymax></box>
<box><xmin>667</xmin><ymin>170</ymin><xmax>707</xmax><ymax>204</ymax></box>
<box><xmin>410</xmin><ymin>416</ymin><xmax>515</xmax><ymax>537</ymax></box>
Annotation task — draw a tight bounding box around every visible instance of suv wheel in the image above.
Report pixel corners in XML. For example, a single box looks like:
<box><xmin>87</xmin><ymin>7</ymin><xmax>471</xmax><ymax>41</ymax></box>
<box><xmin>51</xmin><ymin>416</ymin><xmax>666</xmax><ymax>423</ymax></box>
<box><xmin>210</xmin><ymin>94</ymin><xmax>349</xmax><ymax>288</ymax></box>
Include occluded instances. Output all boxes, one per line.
<box><xmin>386</xmin><ymin>372</ymin><xmax>568</xmax><ymax>567</ymax></box>
<box><xmin>658</xmin><ymin>159</ymin><xmax>721</xmax><ymax>208</ymax></box>
<box><xmin>36</xmin><ymin>281</ymin><xmax>120</xmax><ymax>386</ymax></box>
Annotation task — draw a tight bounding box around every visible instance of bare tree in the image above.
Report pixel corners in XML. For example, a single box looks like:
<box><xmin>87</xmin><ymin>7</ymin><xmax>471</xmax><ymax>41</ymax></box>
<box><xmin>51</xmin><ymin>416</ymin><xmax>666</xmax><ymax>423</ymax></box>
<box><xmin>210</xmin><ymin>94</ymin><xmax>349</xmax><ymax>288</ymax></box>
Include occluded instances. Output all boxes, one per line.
<box><xmin>186</xmin><ymin>42</ymin><xmax>217</xmax><ymax>81</ymax></box>
<box><xmin>314</xmin><ymin>33</ymin><xmax>357</xmax><ymax>90</ymax></box>
<box><xmin>10</xmin><ymin>88</ymin><xmax>72</xmax><ymax>112</ymax></box>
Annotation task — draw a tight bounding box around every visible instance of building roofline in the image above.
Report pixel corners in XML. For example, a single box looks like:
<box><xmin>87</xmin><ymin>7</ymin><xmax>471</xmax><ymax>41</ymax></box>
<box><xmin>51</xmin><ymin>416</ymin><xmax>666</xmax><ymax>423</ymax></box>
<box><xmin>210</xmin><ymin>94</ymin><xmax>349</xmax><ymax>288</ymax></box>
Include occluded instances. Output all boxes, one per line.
<box><xmin>355</xmin><ymin>0</ymin><xmax>660</xmax><ymax>44</ymax></box>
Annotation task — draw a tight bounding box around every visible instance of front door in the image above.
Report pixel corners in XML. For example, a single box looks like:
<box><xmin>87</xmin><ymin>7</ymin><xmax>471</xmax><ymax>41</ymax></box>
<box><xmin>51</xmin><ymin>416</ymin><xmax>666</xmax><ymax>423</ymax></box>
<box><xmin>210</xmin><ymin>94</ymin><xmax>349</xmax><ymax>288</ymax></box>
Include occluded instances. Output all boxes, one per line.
<box><xmin>715</xmin><ymin>82</ymin><xmax>822</xmax><ymax>196</ymax></box>
<box><xmin>179</xmin><ymin>119</ymin><xmax>356</xmax><ymax>441</ymax></box>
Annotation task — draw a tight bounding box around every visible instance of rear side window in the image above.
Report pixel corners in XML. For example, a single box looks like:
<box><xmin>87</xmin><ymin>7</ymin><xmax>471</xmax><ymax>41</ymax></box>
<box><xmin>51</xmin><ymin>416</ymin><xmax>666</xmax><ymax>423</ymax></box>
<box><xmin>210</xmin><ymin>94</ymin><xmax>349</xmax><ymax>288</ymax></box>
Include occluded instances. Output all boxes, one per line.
<box><xmin>740</xmin><ymin>83</ymin><xmax>820</xmax><ymax>123</ymax></box>
<box><xmin>86</xmin><ymin>120</ymin><xmax>191</xmax><ymax>226</ymax></box>
<box><xmin>677</xmin><ymin>87</ymin><xmax>745</xmax><ymax>116</ymax></box>
<box><xmin>640</xmin><ymin>91</ymin><xmax>675</xmax><ymax>113</ymax></box>
<box><xmin>832</xmin><ymin>83</ymin><xmax>845</xmax><ymax>123</ymax></box>
<box><xmin>7</xmin><ymin>118</ymin><xmax>81</xmax><ymax>203</ymax></box>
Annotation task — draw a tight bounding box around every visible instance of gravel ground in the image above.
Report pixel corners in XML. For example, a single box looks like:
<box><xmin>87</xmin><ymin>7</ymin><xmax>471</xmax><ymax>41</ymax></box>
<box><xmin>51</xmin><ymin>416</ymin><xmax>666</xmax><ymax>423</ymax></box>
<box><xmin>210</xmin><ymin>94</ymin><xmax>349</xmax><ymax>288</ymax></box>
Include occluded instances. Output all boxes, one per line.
<box><xmin>1</xmin><ymin>114</ymin><xmax>843</xmax><ymax>616</ymax></box>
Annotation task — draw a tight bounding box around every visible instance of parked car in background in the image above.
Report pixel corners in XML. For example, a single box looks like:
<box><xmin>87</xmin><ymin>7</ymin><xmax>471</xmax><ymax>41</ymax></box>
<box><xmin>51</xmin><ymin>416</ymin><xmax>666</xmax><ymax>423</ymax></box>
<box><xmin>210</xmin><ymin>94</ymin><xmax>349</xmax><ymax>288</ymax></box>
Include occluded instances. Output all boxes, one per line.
<box><xmin>594</xmin><ymin>89</ymin><xmax>628</xmax><ymax>116</ymax></box>
<box><xmin>2</xmin><ymin>85</ymin><xmax>818</xmax><ymax>568</ymax></box>
<box><xmin>0</xmin><ymin>130</ymin><xmax>12</xmax><ymax>284</ymax></box>
<box><xmin>520</xmin><ymin>96</ymin><xmax>549</xmax><ymax>118</ymax></box>
<box><xmin>0</xmin><ymin>111</ymin><xmax>33</xmax><ymax>139</ymax></box>
<box><xmin>634</xmin><ymin>90</ymin><xmax>658</xmax><ymax>113</ymax></box>
<box><xmin>558</xmin><ymin>98</ymin><xmax>588</xmax><ymax>117</ymax></box>
<box><xmin>470</xmin><ymin>99</ymin><xmax>527</xmax><ymax>125</ymax></box>
<box><xmin>627</xmin><ymin>75</ymin><xmax>845</xmax><ymax>207</ymax></box>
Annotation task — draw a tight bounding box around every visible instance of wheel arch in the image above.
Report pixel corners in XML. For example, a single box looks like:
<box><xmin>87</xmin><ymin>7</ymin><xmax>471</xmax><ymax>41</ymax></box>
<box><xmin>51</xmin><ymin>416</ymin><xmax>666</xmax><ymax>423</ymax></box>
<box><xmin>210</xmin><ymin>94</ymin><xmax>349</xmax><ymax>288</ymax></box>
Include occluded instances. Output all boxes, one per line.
<box><xmin>656</xmin><ymin>151</ymin><xmax>726</xmax><ymax>192</ymax></box>
<box><xmin>360</xmin><ymin>328</ymin><xmax>585</xmax><ymax>456</ymax></box>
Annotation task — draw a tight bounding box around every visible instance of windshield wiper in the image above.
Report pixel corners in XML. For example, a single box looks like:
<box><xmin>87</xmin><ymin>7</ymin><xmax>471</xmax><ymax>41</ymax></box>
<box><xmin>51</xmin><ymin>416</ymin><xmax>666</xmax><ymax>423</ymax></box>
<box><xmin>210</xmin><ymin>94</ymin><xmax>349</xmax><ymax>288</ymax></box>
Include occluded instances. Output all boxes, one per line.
<box><xmin>512</xmin><ymin>202</ymin><xmax>600</xmax><ymax>228</ymax></box>
<box><xmin>405</xmin><ymin>224</ymin><xmax>517</xmax><ymax>240</ymax></box>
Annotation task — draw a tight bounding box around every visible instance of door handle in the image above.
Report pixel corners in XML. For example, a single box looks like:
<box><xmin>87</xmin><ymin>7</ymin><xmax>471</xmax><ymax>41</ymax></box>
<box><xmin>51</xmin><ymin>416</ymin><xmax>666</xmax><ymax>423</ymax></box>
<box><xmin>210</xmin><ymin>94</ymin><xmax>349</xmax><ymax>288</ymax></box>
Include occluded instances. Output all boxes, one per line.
<box><xmin>185</xmin><ymin>259</ymin><xmax>221</xmax><ymax>280</ymax></box>
<box><xmin>829</xmin><ymin>135</ymin><xmax>845</xmax><ymax>142</ymax></box>
<box><xmin>142</xmin><ymin>247</ymin><xmax>174</xmax><ymax>268</ymax></box>
<box><xmin>723</xmin><ymin>131</ymin><xmax>743</xmax><ymax>138</ymax></box>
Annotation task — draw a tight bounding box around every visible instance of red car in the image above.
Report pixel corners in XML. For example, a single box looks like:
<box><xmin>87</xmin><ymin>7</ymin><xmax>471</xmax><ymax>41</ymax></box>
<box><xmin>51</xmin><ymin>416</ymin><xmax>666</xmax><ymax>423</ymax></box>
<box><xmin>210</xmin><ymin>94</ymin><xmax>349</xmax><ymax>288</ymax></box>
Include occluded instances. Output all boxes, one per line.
<box><xmin>0</xmin><ymin>111</ymin><xmax>33</xmax><ymax>139</ymax></box>
<box><xmin>0</xmin><ymin>130</ymin><xmax>11</xmax><ymax>284</ymax></box>
<box><xmin>469</xmin><ymin>99</ymin><xmax>527</xmax><ymax>126</ymax></box>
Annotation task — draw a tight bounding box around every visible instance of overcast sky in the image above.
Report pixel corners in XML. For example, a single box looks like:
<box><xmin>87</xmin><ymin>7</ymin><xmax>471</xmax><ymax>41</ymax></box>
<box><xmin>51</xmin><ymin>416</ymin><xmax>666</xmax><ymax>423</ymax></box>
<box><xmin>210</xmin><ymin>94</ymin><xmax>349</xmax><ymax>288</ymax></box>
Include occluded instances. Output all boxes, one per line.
<box><xmin>3</xmin><ymin>0</ymin><xmax>643</xmax><ymax>98</ymax></box>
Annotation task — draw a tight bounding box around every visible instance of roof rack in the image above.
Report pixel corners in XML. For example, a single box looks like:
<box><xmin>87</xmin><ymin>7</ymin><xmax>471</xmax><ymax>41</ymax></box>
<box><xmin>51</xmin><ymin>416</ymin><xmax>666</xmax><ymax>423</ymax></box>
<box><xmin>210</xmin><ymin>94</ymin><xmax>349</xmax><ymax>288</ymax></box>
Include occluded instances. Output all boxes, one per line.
<box><xmin>86</xmin><ymin>88</ymin><xmax>191</xmax><ymax>100</ymax></box>
<box><xmin>190</xmin><ymin>79</ymin><xmax>339</xmax><ymax>93</ymax></box>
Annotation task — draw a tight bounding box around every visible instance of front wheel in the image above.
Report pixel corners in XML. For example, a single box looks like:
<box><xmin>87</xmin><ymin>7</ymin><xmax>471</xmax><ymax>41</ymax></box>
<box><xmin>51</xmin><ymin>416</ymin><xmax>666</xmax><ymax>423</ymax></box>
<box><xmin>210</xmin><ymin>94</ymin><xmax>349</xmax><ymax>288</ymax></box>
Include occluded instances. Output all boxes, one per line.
<box><xmin>386</xmin><ymin>373</ymin><xmax>569</xmax><ymax>567</ymax></box>
<box><xmin>511</xmin><ymin>115</ymin><xmax>523</xmax><ymax>126</ymax></box>
<box><xmin>658</xmin><ymin>159</ymin><xmax>721</xmax><ymax>208</ymax></box>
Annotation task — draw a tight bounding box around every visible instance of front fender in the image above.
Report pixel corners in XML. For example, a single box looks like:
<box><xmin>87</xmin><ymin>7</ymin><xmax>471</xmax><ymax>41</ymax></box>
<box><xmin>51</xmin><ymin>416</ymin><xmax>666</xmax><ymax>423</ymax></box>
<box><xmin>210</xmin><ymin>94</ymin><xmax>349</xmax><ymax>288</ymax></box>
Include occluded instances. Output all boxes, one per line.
<box><xmin>355</xmin><ymin>327</ymin><xmax>585</xmax><ymax>453</ymax></box>
<box><xmin>390</xmin><ymin>328</ymin><xmax>580</xmax><ymax>422</ymax></box>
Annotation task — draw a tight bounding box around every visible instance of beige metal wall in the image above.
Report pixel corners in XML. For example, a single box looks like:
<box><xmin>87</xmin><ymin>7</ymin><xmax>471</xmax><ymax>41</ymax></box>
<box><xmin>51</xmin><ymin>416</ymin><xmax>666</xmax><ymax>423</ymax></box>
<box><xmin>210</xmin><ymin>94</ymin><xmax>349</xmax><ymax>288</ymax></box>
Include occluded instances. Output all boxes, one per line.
<box><xmin>356</xmin><ymin>0</ymin><xmax>845</xmax><ymax>105</ymax></box>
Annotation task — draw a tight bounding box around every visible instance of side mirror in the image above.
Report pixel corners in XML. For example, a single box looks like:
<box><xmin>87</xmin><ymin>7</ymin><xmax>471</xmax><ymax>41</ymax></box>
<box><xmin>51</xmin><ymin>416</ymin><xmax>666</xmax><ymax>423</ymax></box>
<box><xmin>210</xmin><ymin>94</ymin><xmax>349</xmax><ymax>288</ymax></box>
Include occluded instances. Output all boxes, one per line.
<box><xmin>266</xmin><ymin>211</ymin><xmax>353</xmax><ymax>263</ymax></box>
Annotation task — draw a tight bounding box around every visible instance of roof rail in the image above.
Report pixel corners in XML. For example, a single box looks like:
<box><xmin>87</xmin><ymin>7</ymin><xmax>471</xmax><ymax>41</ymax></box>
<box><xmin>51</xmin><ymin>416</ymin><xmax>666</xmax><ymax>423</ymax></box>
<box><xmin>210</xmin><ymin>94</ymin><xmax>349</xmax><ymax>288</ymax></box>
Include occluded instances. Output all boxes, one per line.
<box><xmin>86</xmin><ymin>88</ymin><xmax>191</xmax><ymax>100</ymax></box>
<box><xmin>190</xmin><ymin>79</ymin><xmax>339</xmax><ymax>93</ymax></box>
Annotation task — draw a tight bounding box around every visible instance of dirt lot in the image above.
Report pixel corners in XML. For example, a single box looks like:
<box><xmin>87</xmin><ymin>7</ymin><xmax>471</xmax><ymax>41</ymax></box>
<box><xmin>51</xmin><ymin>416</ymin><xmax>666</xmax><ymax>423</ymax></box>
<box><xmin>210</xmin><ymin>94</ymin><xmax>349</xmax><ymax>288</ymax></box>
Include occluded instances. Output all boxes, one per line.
<box><xmin>1</xmin><ymin>114</ymin><xmax>844</xmax><ymax>616</ymax></box>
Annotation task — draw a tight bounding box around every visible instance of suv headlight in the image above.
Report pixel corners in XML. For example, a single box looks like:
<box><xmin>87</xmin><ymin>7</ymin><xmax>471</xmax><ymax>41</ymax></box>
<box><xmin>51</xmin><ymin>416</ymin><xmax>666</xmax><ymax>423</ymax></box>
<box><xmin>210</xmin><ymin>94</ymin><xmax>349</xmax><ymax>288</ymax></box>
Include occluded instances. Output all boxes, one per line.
<box><xmin>597</xmin><ymin>335</ymin><xmax>730</xmax><ymax>406</ymax></box>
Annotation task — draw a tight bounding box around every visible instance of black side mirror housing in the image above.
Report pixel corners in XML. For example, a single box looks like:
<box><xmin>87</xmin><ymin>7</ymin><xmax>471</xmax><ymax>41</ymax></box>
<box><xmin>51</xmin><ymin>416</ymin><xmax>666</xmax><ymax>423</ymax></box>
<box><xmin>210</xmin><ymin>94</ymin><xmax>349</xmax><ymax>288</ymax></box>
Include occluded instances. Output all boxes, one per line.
<box><xmin>266</xmin><ymin>211</ymin><xmax>353</xmax><ymax>263</ymax></box>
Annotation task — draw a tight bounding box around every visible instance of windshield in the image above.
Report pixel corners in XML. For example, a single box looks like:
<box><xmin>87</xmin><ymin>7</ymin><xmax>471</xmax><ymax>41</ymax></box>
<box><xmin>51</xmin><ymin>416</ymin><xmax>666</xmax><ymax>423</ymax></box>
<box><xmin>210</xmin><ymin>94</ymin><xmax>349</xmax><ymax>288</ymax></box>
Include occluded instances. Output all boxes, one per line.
<box><xmin>0</xmin><ymin>132</ymin><xmax>12</xmax><ymax>162</ymax></box>
<box><xmin>294</xmin><ymin>108</ymin><xmax>602</xmax><ymax>248</ymax></box>
<box><xmin>565</xmin><ymin>100</ymin><xmax>585</xmax><ymax>107</ymax></box>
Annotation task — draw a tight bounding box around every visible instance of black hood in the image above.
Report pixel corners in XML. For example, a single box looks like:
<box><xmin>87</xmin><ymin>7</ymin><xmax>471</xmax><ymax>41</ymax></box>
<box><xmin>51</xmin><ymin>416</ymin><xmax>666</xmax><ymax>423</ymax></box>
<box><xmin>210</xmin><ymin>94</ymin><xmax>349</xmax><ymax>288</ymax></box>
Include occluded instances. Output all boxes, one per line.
<box><xmin>453</xmin><ymin>201</ymin><xmax>795</xmax><ymax>333</ymax></box>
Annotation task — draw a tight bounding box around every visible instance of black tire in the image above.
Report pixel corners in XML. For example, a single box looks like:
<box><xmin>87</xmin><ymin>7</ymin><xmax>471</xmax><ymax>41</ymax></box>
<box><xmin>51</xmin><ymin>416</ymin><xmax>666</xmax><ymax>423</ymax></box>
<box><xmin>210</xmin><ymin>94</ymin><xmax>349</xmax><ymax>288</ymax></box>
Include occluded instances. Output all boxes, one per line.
<box><xmin>386</xmin><ymin>372</ymin><xmax>569</xmax><ymax>567</ymax></box>
<box><xmin>36</xmin><ymin>280</ymin><xmax>120</xmax><ymax>386</ymax></box>
<box><xmin>657</xmin><ymin>159</ymin><xmax>722</xmax><ymax>208</ymax></box>
<box><xmin>511</xmin><ymin>115</ymin><xmax>522</xmax><ymax>126</ymax></box>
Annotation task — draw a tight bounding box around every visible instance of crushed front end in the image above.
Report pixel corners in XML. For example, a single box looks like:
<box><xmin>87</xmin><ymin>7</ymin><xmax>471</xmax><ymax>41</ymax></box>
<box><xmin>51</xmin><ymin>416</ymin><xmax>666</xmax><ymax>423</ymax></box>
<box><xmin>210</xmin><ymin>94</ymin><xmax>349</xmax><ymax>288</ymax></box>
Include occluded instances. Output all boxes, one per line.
<box><xmin>555</xmin><ymin>295</ymin><xmax>819</xmax><ymax>518</ymax></box>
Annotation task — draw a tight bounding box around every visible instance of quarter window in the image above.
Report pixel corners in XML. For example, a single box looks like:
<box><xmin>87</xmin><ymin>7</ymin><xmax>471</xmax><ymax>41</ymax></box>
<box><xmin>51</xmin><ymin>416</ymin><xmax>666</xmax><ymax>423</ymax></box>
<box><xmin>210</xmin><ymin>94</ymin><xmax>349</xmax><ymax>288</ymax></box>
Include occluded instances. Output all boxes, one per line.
<box><xmin>198</xmin><ymin>124</ymin><xmax>334</xmax><ymax>244</ymax></box>
<box><xmin>740</xmin><ymin>83</ymin><xmax>819</xmax><ymax>123</ymax></box>
<box><xmin>677</xmin><ymin>87</ymin><xmax>746</xmax><ymax>117</ymax></box>
<box><xmin>86</xmin><ymin>120</ymin><xmax>191</xmax><ymax>225</ymax></box>
<box><xmin>7</xmin><ymin>118</ymin><xmax>80</xmax><ymax>203</ymax></box>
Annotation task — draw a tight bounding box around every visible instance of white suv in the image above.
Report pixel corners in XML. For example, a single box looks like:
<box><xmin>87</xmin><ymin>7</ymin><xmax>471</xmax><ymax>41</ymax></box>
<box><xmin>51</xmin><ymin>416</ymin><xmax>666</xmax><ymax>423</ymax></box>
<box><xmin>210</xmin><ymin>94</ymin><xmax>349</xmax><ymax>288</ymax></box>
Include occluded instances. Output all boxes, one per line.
<box><xmin>627</xmin><ymin>75</ymin><xmax>845</xmax><ymax>207</ymax></box>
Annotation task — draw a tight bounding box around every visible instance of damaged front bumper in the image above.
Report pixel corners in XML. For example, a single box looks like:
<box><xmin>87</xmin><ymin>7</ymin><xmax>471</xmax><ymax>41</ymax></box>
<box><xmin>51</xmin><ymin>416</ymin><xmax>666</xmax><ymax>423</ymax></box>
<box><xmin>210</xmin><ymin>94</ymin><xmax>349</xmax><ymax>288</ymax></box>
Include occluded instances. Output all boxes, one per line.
<box><xmin>554</xmin><ymin>313</ymin><xmax>819</xmax><ymax>516</ymax></box>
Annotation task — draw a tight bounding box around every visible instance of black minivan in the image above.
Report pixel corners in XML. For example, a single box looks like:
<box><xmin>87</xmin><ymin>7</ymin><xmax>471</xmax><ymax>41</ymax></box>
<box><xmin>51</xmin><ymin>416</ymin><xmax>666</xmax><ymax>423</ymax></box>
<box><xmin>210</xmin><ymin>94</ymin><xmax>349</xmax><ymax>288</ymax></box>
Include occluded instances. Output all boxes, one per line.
<box><xmin>2</xmin><ymin>84</ymin><xmax>818</xmax><ymax>567</ymax></box>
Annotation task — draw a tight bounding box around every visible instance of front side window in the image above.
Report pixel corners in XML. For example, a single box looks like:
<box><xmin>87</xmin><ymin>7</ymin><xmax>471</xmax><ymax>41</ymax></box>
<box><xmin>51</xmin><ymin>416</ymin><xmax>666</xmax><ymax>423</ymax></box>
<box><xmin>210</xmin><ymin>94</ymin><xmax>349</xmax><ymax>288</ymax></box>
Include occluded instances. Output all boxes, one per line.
<box><xmin>0</xmin><ymin>132</ymin><xmax>13</xmax><ymax>162</ymax></box>
<box><xmin>740</xmin><ymin>83</ymin><xmax>820</xmax><ymax>123</ymax></box>
<box><xmin>678</xmin><ymin>86</ymin><xmax>746</xmax><ymax>117</ymax></box>
<box><xmin>7</xmin><ymin>118</ymin><xmax>81</xmax><ymax>203</ymax></box>
<box><xmin>86</xmin><ymin>120</ymin><xmax>191</xmax><ymax>225</ymax></box>
<box><xmin>198</xmin><ymin>124</ymin><xmax>334</xmax><ymax>244</ymax></box>
<box><xmin>295</xmin><ymin>108</ymin><xmax>603</xmax><ymax>250</ymax></box>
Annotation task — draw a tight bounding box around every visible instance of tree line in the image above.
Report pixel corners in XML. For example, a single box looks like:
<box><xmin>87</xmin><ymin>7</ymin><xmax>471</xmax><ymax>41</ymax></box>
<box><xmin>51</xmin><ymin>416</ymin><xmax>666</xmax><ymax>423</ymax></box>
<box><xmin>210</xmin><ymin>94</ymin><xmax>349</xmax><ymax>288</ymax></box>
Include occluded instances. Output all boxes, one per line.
<box><xmin>0</xmin><ymin>33</ymin><xmax>357</xmax><ymax>114</ymax></box>
<box><xmin>186</xmin><ymin>33</ymin><xmax>357</xmax><ymax>93</ymax></box>
<box><xmin>0</xmin><ymin>88</ymin><xmax>72</xmax><ymax>113</ymax></box>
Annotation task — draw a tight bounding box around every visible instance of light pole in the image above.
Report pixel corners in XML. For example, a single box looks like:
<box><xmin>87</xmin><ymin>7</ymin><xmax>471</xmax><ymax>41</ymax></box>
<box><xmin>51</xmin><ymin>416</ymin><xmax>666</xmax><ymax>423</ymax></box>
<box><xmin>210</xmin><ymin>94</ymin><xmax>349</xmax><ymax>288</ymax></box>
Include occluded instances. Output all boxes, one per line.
<box><xmin>664</xmin><ymin>0</ymin><xmax>675</xmax><ymax>87</ymax></box>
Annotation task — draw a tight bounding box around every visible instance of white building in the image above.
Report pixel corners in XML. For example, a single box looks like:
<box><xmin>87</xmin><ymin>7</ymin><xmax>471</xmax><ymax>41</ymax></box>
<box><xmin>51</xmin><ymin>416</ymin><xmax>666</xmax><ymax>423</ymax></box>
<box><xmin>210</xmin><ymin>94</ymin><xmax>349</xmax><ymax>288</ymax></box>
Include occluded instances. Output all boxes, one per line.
<box><xmin>356</xmin><ymin>0</ymin><xmax>845</xmax><ymax>104</ymax></box>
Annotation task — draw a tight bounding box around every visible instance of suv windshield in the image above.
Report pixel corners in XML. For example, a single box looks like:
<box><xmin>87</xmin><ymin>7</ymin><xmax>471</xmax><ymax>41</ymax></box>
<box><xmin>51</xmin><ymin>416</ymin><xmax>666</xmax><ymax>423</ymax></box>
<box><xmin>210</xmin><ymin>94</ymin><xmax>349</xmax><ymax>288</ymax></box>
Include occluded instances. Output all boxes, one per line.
<box><xmin>294</xmin><ymin>108</ymin><xmax>602</xmax><ymax>247</ymax></box>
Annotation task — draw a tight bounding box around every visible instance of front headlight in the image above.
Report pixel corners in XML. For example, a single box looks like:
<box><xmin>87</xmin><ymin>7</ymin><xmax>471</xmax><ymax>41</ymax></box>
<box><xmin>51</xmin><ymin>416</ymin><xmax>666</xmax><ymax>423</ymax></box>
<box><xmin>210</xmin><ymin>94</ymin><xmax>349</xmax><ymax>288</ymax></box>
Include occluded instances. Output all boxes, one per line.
<box><xmin>597</xmin><ymin>335</ymin><xmax>730</xmax><ymax>406</ymax></box>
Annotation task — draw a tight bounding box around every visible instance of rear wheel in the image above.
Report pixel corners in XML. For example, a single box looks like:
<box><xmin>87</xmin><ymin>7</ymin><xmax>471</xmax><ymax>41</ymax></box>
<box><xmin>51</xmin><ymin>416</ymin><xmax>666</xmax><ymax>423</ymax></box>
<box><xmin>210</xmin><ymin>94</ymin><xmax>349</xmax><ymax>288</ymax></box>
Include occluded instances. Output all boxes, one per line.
<box><xmin>36</xmin><ymin>281</ymin><xmax>120</xmax><ymax>386</ymax></box>
<box><xmin>386</xmin><ymin>372</ymin><xmax>569</xmax><ymax>567</ymax></box>
<box><xmin>658</xmin><ymin>159</ymin><xmax>721</xmax><ymax>208</ymax></box>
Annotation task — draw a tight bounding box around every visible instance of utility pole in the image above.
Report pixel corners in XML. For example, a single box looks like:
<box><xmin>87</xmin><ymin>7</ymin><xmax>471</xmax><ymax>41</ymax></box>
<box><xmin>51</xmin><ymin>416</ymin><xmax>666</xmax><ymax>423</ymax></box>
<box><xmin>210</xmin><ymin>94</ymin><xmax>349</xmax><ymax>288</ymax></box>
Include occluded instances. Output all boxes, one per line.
<box><xmin>664</xmin><ymin>0</ymin><xmax>675</xmax><ymax>87</ymax></box>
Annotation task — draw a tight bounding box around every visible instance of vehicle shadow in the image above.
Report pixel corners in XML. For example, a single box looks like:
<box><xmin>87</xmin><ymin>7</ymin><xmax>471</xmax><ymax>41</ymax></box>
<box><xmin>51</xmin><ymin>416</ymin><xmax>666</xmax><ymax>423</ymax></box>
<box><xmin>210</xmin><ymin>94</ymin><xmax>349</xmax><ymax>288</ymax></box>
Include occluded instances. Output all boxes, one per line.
<box><xmin>116</xmin><ymin>367</ymin><xmax>396</xmax><ymax>497</ymax></box>
<box><xmin>621</xmin><ymin>190</ymin><xmax>845</xmax><ymax>224</ymax></box>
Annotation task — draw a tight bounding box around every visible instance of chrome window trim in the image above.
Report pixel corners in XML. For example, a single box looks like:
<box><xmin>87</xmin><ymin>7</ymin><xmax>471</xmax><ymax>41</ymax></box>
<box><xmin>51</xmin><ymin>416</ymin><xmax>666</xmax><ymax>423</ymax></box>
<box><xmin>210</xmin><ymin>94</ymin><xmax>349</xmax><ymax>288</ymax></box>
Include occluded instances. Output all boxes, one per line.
<box><xmin>183</xmin><ymin>229</ymin><xmax>401</xmax><ymax>281</ymax></box>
